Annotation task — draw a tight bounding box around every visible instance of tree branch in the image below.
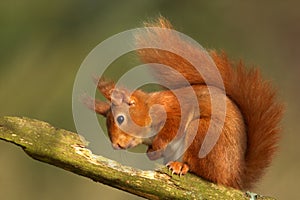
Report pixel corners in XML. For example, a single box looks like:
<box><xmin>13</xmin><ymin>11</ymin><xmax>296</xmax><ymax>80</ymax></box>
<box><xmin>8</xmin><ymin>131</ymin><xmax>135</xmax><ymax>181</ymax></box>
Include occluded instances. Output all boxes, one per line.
<box><xmin>0</xmin><ymin>116</ymin><xmax>275</xmax><ymax>200</ymax></box>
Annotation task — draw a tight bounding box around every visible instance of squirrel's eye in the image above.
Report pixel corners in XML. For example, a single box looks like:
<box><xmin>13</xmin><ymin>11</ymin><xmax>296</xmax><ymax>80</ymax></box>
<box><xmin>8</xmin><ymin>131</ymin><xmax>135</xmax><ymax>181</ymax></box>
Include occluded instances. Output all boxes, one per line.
<box><xmin>116</xmin><ymin>115</ymin><xmax>125</xmax><ymax>125</ymax></box>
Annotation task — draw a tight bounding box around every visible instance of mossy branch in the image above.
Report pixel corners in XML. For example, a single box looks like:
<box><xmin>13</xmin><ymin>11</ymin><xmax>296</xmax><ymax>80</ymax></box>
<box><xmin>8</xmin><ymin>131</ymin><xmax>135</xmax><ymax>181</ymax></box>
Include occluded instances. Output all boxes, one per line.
<box><xmin>0</xmin><ymin>116</ymin><xmax>275</xmax><ymax>200</ymax></box>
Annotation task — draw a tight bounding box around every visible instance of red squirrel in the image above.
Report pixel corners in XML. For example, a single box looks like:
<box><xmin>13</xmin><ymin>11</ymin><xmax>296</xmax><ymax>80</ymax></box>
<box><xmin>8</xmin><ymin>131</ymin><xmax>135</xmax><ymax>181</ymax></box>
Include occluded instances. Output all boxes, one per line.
<box><xmin>85</xmin><ymin>17</ymin><xmax>284</xmax><ymax>190</ymax></box>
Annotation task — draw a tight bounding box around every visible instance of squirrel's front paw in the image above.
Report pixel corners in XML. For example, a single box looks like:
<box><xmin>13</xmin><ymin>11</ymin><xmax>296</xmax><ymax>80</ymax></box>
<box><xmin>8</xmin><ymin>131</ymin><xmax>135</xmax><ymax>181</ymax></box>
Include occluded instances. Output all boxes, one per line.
<box><xmin>166</xmin><ymin>161</ymin><xmax>189</xmax><ymax>176</ymax></box>
<box><xmin>146</xmin><ymin>147</ymin><xmax>162</xmax><ymax>160</ymax></box>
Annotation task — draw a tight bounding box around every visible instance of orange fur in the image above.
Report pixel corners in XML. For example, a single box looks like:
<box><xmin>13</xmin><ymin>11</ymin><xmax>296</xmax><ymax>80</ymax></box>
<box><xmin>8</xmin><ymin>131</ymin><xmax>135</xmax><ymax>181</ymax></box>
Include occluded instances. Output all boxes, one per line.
<box><xmin>88</xmin><ymin>17</ymin><xmax>284</xmax><ymax>190</ymax></box>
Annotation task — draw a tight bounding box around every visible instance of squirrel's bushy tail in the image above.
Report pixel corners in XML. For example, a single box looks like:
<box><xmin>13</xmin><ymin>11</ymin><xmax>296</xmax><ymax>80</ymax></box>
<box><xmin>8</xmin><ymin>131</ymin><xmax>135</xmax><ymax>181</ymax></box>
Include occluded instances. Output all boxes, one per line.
<box><xmin>136</xmin><ymin>17</ymin><xmax>284</xmax><ymax>189</ymax></box>
<box><xmin>211</xmin><ymin>52</ymin><xmax>284</xmax><ymax>189</ymax></box>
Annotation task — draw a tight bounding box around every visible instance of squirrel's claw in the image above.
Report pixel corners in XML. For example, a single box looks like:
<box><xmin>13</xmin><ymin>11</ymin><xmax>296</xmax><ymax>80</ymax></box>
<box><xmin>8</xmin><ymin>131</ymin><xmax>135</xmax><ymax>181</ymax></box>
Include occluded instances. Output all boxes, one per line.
<box><xmin>166</xmin><ymin>161</ymin><xmax>189</xmax><ymax>176</ymax></box>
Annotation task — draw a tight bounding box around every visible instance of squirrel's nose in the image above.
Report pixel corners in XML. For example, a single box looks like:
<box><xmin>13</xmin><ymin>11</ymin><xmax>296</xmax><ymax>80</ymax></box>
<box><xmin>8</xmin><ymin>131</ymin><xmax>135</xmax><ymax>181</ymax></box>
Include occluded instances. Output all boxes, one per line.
<box><xmin>112</xmin><ymin>143</ymin><xmax>124</xmax><ymax>150</ymax></box>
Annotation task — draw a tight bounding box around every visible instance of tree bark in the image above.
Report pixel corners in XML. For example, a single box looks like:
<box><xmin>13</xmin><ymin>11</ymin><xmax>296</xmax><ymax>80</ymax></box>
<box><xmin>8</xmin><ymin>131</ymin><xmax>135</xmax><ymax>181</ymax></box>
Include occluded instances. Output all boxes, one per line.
<box><xmin>0</xmin><ymin>116</ymin><xmax>275</xmax><ymax>200</ymax></box>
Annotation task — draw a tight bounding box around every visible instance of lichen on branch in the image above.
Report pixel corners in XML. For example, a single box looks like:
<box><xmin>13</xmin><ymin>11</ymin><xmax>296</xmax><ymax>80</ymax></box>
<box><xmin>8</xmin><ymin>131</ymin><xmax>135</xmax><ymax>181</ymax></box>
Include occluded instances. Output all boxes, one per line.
<box><xmin>0</xmin><ymin>116</ymin><xmax>275</xmax><ymax>200</ymax></box>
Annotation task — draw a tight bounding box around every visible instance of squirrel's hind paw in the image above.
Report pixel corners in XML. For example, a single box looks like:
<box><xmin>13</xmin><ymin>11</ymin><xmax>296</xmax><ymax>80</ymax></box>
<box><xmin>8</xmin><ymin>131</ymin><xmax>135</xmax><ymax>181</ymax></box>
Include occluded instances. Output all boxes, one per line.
<box><xmin>166</xmin><ymin>161</ymin><xmax>189</xmax><ymax>176</ymax></box>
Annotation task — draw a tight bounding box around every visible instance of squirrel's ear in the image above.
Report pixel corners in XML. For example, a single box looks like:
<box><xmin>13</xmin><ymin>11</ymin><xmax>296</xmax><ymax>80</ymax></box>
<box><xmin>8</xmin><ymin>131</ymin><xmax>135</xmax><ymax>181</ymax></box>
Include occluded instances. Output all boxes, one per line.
<box><xmin>94</xmin><ymin>76</ymin><xmax>133</xmax><ymax>105</ymax></box>
<box><xmin>81</xmin><ymin>94</ymin><xmax>110</xmax><ymax>117</ymax></box>
<box><xmin>94</xmin><ymin>77</ymin><xmax>115</xmax><ymax>101</ymax></box>
<box><xmin>110</xmin><ymin>88</ymin><xmax>131</xmax><ymax>106</ymax></box>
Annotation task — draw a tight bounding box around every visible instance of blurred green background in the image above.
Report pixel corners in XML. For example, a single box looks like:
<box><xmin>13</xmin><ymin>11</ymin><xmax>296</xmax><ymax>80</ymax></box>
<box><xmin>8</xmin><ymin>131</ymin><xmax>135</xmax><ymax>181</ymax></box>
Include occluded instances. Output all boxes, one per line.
<box><xmin>0</xmin><ymin>1</ymin><xmax>299</xmax><ymax>199</ymax></box>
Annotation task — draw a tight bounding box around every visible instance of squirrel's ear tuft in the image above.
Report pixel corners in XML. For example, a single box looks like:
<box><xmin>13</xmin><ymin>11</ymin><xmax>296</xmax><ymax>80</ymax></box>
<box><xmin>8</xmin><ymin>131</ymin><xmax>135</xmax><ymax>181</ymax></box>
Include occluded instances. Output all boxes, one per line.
<box><xmin>95</xmin><ymin>77</ymin><xmax>116</xmax><ymax>101</ymax></box>
<box><xmin>94</xmin><ymin>76</ymin><xmax>133</xmax><ymax>106</ymax></box>
<box><xmin>80</xmin><ymin>94</ymin><xmax>110</xmax><ymax>117</ymax></box>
